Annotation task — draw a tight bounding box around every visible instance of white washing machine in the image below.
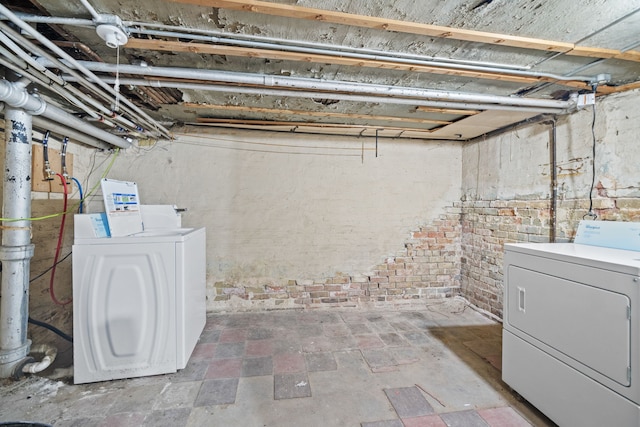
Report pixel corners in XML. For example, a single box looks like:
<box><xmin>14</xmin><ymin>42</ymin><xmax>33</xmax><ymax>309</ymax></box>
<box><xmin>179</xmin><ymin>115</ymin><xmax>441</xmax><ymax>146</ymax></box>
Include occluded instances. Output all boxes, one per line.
<box><xmin>72</xmin><ymin>179</ymin><xmax>206</xmax><ymax>384</ymax></box>
<box><xmin>503</xmin><ymin>221</ymin><xmax>640</xmax><ymax>426</ymax></box>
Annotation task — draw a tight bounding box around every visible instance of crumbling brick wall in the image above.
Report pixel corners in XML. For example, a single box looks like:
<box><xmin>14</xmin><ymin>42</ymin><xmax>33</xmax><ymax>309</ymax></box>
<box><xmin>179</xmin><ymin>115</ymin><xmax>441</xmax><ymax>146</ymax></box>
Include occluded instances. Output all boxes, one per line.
<box><xmin>212</xmin><ymin>208</ymin><xmax>462</xmax><ymax>309</ymax></box>
<box><xmin>459</xmin><ymin>197</ymin><xmax>640</xmax><ymax>318</ymax></box>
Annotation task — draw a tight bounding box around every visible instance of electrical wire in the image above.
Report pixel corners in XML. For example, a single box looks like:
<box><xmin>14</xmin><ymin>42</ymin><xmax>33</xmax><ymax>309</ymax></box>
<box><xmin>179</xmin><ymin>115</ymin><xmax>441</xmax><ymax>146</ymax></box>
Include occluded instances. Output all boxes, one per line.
<box><xmin>49</xmin><ymin>173</ymin><xmax>71</xmax><ymax>306</ymax></box>
<box><xmin>172</xmin><ymin>132</ymin><xmax>374</xmax><ymax>151</ymax></box>
<box><xmin>29</xmin><ymin>252</ymin><xmax>71</xmax><ymax>284</ymax></box>
<box><xmin>80</xmin><ymin>148</ymin><xmax>120</xmax><ymax>207</ymax></box>
<box><xmin>172</xmin><ymin>133</ymin><xmax>366</xmax><ymax>157</ymax></box>
<box><xmin>28</xmin><ymin>317</ymin><xmax>73</xmax><ymax>343</ymax></box>
<box><xmin>71</xmin><ymin>177</ymin><xmax>84</xmax><ymax>213</ymax></box>
<box><xmin>174</xmin><ymin>139</ymin><xmax>362</xmax><ymax>157</ymax></box>
<box><xmin>584</xmin><ymin>85</ymin><xmax>598</xmax><ymax>220</ymax></box>
<box><xmin>0</xmin><ymin>148</ymin><xmax>119</xmax><ymax>222</ymax></box>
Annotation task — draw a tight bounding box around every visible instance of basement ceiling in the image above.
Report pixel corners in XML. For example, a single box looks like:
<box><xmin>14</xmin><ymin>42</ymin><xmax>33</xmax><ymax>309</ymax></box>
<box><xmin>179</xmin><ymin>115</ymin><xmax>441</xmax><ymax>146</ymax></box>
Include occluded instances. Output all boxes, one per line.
<box><xmin>2</xmin><ymin>0</ymin><xmax>640</xmax><ymax>142</ymax></box>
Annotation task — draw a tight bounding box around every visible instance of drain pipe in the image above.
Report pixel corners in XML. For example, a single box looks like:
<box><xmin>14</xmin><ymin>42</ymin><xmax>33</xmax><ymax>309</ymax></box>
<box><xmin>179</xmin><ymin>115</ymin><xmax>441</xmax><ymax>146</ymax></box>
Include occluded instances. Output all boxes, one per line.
<box><xmin>0</xmin><ymin>83</ymin><xmax>36</xmax><ymax>378</ymax></box>
<box><xmin>21</xmin><ymin>344</ymin><xmax>57</xmax><ymax>374</ymax></box>
<box><xmin>0</xmin><ymin>78</ymin><xmax>125</xmax><ymax>379</ymax></box>
<box><xmin>0</xmin><ymin>79</ymin><xmax>131</xmax><ymax>149</ymax></box>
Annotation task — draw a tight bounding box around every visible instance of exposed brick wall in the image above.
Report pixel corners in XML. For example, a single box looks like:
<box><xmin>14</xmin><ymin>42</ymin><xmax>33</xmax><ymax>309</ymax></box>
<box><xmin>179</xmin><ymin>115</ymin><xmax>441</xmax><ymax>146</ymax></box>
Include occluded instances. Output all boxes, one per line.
<box><xmin>211</xmin><ymin>209</ymin><xmax>462</xmax><ymax>310</ymax></box>
<box><xmin>212</xmin><ymin>193</ymin><xmax>640</xmax><ymax>316</ymax></box>
<box><xmin>459</xmin><ymin>197</ymin><xmax>640</xmax><ymax>318</ymax></box>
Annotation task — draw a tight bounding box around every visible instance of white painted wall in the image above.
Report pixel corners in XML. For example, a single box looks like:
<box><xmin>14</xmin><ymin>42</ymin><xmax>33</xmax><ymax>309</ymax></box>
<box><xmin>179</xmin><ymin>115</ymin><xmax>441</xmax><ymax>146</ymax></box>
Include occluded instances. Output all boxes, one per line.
<box><xmin>462</xmin><ymin>89</ymin><xmax>640</xmax><ymax>201</ymax></box>
<box><xmin>96</xmin><ymin>129</ymin><xmax>462</xmax><ymax>294</ymax></box>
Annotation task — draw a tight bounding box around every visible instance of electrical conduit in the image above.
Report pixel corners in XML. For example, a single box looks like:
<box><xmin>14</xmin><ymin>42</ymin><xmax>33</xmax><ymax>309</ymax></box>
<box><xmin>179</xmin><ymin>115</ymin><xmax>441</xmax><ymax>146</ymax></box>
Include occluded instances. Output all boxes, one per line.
<box><xmin>42</xmin><ymin>59</ymin><xmax>575</xmax><ymax>111</ymax></box>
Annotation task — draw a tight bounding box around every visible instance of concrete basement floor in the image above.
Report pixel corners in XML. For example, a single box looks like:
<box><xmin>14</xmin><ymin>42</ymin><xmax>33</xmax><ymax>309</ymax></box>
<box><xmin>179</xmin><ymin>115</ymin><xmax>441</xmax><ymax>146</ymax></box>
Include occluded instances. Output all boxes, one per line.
<box><xmin>0</xmin><ymin>299</ymin><xmax>555</xmax><ymax>426</ymax></box>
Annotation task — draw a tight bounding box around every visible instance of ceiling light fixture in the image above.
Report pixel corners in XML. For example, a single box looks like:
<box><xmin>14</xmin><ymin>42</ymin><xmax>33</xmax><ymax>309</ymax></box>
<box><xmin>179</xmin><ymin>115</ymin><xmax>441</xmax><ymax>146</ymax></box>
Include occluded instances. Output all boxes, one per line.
<box><xmin>95</xmin><ymin>15</ymin><xmax>128</xmax><ymax>48</ymax></box>
<box><xmin>96</xmin><ymin>24</ymin><xmax>128</xmax><ymax>48</ymax></box>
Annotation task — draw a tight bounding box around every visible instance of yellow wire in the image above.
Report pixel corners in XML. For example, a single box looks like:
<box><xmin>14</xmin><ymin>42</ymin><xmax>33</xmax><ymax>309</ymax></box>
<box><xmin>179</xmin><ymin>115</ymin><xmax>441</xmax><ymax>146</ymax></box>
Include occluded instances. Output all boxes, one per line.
<box><xmin>0</xmin><ymin>148</ymin><xmax>120</xmax><ymax>222</ymax></box>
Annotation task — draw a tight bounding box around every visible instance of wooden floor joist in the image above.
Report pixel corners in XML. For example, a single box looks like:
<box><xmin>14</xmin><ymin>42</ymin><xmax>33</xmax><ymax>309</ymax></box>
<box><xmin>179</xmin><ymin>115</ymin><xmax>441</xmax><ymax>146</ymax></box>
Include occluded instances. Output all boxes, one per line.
<box><xmin>169</xmin><ymin>0</ymin><xmax>640</xmax><ymax>63</ymax></box>
<box><xmin>182</xmin><ymin>102</ymin><xmax>454</xmax><ymax>126</ymax></box>
<box><xmin>416</xmin><ymin>106</ymin><xmax>481</xmax><ymax>115</ymax></box>
<box><xmin>196</xmin><ymin>117</ymin><xmax>441</xmax><ymax>134</ymax></box>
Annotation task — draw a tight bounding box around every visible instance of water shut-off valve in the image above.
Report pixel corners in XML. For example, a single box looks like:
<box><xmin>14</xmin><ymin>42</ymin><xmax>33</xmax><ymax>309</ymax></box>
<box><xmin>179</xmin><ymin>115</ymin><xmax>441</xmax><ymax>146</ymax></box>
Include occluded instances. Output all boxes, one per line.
<box><xmin>41</xmin><ymin>130</ymin><xmax>54</xmax><ymax>181</ymax></box>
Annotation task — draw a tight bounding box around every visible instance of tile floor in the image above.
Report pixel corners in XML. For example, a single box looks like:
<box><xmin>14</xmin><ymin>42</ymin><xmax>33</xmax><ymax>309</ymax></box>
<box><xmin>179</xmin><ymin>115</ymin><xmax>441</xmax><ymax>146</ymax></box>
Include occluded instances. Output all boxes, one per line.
<box><xmin>0</xmin><ymin>299</ymin><xmax>556</xmax><ymax>426</ymax></box>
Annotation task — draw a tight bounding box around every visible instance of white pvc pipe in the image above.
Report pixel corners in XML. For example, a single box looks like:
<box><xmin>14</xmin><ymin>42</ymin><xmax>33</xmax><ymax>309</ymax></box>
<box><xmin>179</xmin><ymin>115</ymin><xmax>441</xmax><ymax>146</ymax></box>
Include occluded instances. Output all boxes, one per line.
<box><xmin>56</xmin><ymin>60</ymin><xmax>573</xmax><ymax>111</ymax></box>
<box><xmin>22</xmin><ymin>344</ymin><xmax>57</xmax><ymax>374</ymax></box>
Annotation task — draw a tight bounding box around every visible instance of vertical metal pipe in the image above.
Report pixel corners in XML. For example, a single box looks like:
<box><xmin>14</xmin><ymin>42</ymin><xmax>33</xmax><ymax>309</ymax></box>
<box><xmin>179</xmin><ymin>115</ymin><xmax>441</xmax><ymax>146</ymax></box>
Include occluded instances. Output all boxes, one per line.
<box><xmin>549</xmin><ymin>119</ymin><xmax>558</xmax><ymax>243</ymax></box>
<box><xmin>0</xmin><ymin>106</ymin><xmax>35</xmax><ymax>378</ymax></box>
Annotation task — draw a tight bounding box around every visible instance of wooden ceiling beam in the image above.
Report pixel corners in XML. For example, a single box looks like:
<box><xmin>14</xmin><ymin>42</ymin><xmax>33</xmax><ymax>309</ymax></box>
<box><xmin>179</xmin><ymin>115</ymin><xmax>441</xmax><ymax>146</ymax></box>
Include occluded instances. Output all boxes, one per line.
<box><xmin>196</xmin><ymin>117</ymin><xmax>439</xmax><ymax>133</ymax></box>
<box><xmin>169</xmin><ymin>0</ymin><xmax>640</xmax><ymax>63</ymax></box>
<box><xmin>416</xmin><ymin>106</ymin><xmax>481</xmax><ymax>115</ymax></box>
<box><xmin>125</xmin><ymin>38</ymin><xmax>595</xmax><ymax>90</ymax></box>
<box><xmin>182</xmin><ymin>102</ymin><xmax>453</xmax><ymax>125</ymax></box>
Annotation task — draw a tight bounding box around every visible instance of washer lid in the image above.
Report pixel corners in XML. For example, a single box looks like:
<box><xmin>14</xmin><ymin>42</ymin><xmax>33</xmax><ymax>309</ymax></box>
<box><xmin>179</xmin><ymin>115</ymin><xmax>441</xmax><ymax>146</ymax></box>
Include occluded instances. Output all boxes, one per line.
<box><xmin>101</xmin><ymin>178</ymin><xmax>143</xmax><ymax>237</ymax></box>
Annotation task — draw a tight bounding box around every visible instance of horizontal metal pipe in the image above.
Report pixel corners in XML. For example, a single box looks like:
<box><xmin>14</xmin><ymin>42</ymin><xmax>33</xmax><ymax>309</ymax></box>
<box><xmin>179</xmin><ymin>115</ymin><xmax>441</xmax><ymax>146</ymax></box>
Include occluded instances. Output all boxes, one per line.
<box><xmin>32</xmin><ymin>117</ymin><xmax>112</xmax><ymax>150</ymax></box>
<box><xmin>0</xmin><ymin>4</ymin><xmax>171</xmax><ymax>139</ymax></box>
<box><xmin>6</xmin><ymin>14</ymin><xmax>534</xmax><ymax>72</ymax></box>
<box><xmin>0</xmin><ymin>30</ymin><xmax>65</xmax><ymax>86</ymax></box>
<box><xmin>10</xmin><ymin>13</ymin><xmax>95</xmax><ymax>27</ymax></box>
<box><xmin>124</xmin><ymin>20</ymin><xmax>534</xmax><ymax>71</ymax></box>
<box><xmin>0</xmin><ymin>79</ymin><xmax>131</xmax><ymax>148</ymax></box>
<box><xmin>41</xmin><ymin>105</ymin><xmax>131</xmax><ymax>149</ymax></box>
<box><xmin>130</xmin><ymin>28</ymin><xmax>596</xmax><ymax>83</ymax></box>
<box><xmin>0</xmin><ymin>22</ymin><xmax>141</xmax><ymax>132</ymax></box>
<box><xmin>90</xmin><ymin>76</ymin><xmax>568</xmax><ymax>114</ymax></box>
<box><xmin>49</xmin><ymin>59</ymin><xmax>574</xmax><ymax>110</ymax></box>
<box><xmin>0</xmin><ymin>21</ymin><xmax>156</xmax><ymax>135</ymax></box>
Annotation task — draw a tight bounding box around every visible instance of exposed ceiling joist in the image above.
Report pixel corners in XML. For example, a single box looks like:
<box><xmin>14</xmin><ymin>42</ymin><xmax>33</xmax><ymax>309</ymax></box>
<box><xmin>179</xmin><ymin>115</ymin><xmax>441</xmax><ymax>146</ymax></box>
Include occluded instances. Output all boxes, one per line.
<box><xmin>4</xmin><ymin>0</ymin><xmax>638</xmax><ymax>142</ymax></box>
<box><xmin>182</xmin><ymin>102</ymin><xmax>453</xmax><ymax>126</ymax></box>
<box><xmin>566</xmin><ymin>46</ymin><xmax>640</xmax><ymax>62</ymax></box>
<box><xmin>416</xmin><ymin>106</ymin><xmax>480</xmax><ymax>116</ymax></box>
<box><xmin>169</xmin><ymin>0</ymin><xmax>640</xmax><ymax>63</ymax></box>
<box><xmin>196</xmin><ymin>117</ymin><xmax>437</xmax><ymax>134</ymax></box>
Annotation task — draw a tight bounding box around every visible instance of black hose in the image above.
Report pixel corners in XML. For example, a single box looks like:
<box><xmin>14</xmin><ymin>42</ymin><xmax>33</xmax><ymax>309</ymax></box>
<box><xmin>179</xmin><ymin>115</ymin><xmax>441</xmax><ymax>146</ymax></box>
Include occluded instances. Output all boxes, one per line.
<box><xmin>28</xmin><ymin>317</ymin><xmax>73</xmax><ymax>343</ymax></box>
<box><xmin>42</xmin><ymin>130</ymin><xmax>50</xmax><ymax>162</ymax></box>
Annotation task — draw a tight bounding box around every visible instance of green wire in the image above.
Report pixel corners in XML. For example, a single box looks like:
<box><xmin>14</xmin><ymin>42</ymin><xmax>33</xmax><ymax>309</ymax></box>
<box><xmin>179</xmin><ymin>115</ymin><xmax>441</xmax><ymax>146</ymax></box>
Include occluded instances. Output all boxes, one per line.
<box><xmin>0</xmin><ymin>148</ymin><xmax>120</xmax><ymax>222</ymax></box>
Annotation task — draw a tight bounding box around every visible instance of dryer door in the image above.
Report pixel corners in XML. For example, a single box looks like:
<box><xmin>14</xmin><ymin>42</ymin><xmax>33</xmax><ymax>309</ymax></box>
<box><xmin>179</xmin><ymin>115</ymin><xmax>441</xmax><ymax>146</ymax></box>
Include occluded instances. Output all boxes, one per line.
<box><xmin>506</xmin><ymin>264</ymin><xmax>631</xmax><ymax>386</ymax></box>
<box><xmin>73</xmin><ymin>242</ymin><xmax>176</xmax><ymax>384</ymax></box>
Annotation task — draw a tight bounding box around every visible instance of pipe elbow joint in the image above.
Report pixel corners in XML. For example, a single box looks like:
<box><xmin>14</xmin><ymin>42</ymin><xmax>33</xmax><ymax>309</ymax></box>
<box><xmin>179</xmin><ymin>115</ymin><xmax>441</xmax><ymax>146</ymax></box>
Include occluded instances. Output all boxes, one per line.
<box><xmin>22</xmin><ymin>344</ymin><xmax>58</xmax><ymax>374</ymax></box>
